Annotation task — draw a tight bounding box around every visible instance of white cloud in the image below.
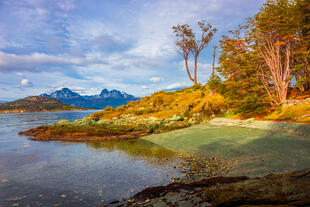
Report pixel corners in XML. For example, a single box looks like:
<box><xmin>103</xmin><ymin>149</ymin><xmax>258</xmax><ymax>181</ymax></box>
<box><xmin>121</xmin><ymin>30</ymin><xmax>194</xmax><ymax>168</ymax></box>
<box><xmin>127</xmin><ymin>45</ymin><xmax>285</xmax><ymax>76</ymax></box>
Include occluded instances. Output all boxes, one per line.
<box><xmin>150</xmin><ymin>77</ymin><xmax>161</xmax><ymax>83</ymax></box>
<box><xmin>0</xmin><ymin>0</ymin><xmax>264</xmax><ymax>100</ymax></box>
<box><xmin>0</xmin><ymin>51</ymin><xmax>107</xmax><ymax>72</ymax></box>
<box><xmin>125</xmin><ymin>0</ymin><xmax>223</xmax><ymax>59</ymax></box>
<box><xmin>141</xmin><ymin>85</ymin><xmax>148</xmax><ymax>89</ymax></box>
<box><xmin>15</xmin><ymin>72</ymin><xmax>24</xmax><ymax>77</ymax></box>
<box><xmin>57</xmin><ymin>0</ymin><xmax>75</xmax><ymax>11</ymax></box>
<box><xmin>164</xmin><ymin>82</ymin><xmax>189</xmax><ymax>90</ymax></box>
<box><xmin>20</xmin><ymin>79</ymin><xmax>33</xmax><ymax>87</ymax></box>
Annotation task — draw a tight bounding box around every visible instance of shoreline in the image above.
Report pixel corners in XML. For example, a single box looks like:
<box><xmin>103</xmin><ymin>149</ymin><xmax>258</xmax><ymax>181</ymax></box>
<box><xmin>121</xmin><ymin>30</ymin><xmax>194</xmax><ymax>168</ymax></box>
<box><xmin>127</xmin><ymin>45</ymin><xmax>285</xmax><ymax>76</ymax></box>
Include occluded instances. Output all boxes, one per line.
<box><xmin>118</xmin><ymin>168</ymin><xmax>310</xmax><ymax>206</ymax></box>
<box><xmin>0</xmin><ymin>108</ymin><xmax>91</xmax><ymax>114</ymax></box>
<box><xmin>19</xmin><ymin>116</ymin><xmax>310</xmax><ymax>142</ymax></box>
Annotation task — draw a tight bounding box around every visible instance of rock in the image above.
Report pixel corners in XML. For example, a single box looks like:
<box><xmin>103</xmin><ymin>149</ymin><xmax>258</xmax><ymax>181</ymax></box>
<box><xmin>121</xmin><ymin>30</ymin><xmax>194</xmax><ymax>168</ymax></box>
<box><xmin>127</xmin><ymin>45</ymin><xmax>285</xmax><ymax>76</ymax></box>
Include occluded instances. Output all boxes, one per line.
<box><xmin>6</xmin><ymin>196</ymin><xmax>25</xmax><ymax>201</ymax></box>
<box><xmin>188</xmin><ymin>118</ymin><xmax>198</xmax><ymax>125</ymax></box>
<box><xmin>283</xmin><ymin>98</ymin><xmax>310</xmax><ymax>107</ymax></box>
<box><xmin>74</xmin><ymin>119</ymin><xmax>99</xmax><ymax>126</ymax></box>
<box><xmin>96</xmin><ymin>120</ymin><xmax>110</xmax><ymax>125</ymax></box>
<box><xmin>120</xmin><ymin>114</ymin><xmax>136</xmax><ymax>119</ymax></box>
<box><xmin>168</xmin><ymin>115</ymin><xmax>184</xmax><ymax>121</ymax></box>
<box><xmin>128</xmin><ymin>168</ymin><xmax>310</xmax><ymax>206</ymax></box>
<box><xmin>57</xmin><ymin>120</ymin><xmax>71</xmax><ymax>125</ymax></box>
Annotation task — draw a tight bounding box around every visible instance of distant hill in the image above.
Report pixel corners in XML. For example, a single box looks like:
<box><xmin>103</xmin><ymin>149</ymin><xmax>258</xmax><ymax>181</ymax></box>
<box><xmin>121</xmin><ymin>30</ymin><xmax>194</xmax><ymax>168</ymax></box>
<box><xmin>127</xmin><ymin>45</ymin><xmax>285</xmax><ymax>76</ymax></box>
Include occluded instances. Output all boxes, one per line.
<box><xmin>0</xmin><ymin>96</ymin><xmax>85</xmax><ymax>113</ymax></box>
<box><xmin>41</xmin><ymin>88</ymin><xmax>139</xmax><ymax>109</ymax></box>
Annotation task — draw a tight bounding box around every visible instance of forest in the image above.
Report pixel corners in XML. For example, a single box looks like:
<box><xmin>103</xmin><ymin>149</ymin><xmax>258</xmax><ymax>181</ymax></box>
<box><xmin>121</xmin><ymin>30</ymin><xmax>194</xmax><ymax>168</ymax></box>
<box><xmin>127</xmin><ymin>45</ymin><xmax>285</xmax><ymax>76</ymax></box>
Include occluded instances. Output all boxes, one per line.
<box><xmin>211</xmin><ymin>0</ymin><xmax>309</xmax><ymax>115</ymax></box>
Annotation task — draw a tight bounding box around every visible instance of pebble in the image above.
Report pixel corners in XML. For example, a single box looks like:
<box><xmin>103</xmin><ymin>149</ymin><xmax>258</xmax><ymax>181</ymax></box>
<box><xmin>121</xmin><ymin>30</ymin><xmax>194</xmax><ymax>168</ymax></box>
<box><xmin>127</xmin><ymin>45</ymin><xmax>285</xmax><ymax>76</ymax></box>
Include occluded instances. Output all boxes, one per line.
<box><xmin>1</xmin><ymin>179</ymin><xmax>8</xmax><ymax>183</ymax></box>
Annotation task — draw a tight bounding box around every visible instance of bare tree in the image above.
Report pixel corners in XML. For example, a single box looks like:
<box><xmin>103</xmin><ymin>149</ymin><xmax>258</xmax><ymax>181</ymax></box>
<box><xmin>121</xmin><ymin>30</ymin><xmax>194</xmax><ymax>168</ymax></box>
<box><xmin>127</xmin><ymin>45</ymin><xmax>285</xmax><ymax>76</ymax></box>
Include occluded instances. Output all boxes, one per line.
<box><xmin>173</xmin><ymin>21</ymin><xmax>216</xmax><ymax>85</ymax></box>
<box><xmin>258</xmin><ymin>32</ymin><xmax>295</xmax><ymax>105</ymax></box>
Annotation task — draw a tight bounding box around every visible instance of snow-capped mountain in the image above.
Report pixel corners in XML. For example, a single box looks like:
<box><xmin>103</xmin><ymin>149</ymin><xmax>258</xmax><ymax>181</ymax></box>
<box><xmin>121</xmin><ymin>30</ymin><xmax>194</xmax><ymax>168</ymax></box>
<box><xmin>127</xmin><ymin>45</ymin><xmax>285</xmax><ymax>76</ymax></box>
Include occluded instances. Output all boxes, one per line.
<box><xmin>41</xmin><ymin>88</ymin><xmax>81</xmax><ymax>99</ymax></box>
<box><xmin>40</xmin><ymin>88</ymin><xmax>139</xmax><ymax>109</ymax></box>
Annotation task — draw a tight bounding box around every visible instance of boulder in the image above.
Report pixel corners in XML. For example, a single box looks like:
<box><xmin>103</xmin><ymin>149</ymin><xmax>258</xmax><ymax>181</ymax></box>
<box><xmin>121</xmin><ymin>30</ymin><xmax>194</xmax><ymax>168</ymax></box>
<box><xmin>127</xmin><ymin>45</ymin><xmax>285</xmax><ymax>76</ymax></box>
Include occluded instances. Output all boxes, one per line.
<box><xmin>168</xmin><ymin>115</ymin><xmax>184</xmax><ymax>121</ymax></box>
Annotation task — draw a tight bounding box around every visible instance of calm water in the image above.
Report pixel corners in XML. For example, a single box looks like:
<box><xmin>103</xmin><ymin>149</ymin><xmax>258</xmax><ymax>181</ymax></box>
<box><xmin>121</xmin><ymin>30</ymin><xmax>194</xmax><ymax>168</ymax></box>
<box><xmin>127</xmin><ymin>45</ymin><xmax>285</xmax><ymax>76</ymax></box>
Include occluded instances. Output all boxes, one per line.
<box><xmin>0</xmin><ymin>111</ymin><xmax>182</xmax><ymax>207</ymax></box>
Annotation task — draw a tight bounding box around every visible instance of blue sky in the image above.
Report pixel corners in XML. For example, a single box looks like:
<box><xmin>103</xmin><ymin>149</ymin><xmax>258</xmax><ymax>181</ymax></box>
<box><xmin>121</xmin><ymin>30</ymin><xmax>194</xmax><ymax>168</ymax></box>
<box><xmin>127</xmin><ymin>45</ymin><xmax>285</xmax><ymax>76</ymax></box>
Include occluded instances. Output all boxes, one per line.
<box><xmin>0</xmin><ymin>0</ymin><xmax>264</xmax><ymax>101</ymax></box>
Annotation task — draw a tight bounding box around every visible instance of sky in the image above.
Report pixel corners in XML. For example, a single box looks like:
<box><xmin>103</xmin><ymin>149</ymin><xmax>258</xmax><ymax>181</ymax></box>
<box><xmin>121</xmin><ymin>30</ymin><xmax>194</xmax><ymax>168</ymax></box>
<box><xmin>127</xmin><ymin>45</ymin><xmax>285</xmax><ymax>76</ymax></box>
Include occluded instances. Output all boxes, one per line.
<box><xmin>0</xmin><ymin>0</ymin><xmax>265</xmax><ymax>101</ymax></box>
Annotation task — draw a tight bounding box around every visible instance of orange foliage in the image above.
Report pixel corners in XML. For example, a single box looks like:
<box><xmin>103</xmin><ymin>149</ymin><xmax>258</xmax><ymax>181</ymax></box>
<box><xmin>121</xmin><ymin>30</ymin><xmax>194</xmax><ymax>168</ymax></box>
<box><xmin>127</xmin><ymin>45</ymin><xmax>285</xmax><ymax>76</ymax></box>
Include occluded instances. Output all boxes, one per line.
<box><xmin>274</xmin><ymin>41</ymin><xmax>286</xmax><ymax>46</ymax></box>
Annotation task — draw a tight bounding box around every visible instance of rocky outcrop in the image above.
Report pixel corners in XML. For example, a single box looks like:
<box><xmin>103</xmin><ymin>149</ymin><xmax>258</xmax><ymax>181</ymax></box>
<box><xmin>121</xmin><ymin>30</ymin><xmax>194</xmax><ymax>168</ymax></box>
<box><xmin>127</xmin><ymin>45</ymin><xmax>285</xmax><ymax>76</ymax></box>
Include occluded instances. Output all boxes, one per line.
<box><xmin>122</xmin><ymin>168</ymin><xmax>310</xmax><ymax>206</ymax></box>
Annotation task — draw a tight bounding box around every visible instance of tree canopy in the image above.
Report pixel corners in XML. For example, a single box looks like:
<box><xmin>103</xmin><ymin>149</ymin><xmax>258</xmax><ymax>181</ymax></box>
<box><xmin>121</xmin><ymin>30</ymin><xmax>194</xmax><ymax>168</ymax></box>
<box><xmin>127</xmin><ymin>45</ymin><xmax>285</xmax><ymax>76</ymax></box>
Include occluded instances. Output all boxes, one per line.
<box><xmin>216</xmin><ymin>0</ymin><xmax>309</xmax><ymax>114</ymax></box>
<box><xmin>173</xmin><ymin>21</ymin><xmax>216</xmax><ymax>85</ymax></box>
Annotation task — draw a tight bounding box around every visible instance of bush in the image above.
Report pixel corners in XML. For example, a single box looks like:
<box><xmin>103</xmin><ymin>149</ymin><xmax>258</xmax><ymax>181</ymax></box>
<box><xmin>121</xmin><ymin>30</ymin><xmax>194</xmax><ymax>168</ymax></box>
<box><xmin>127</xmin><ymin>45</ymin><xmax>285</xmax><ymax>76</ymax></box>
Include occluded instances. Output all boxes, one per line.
<box><xmin>235</xmin><ymin>95</ymin><xmax>269</xmax><ymax>116</ymax></box>
<box><xmin>207</xmin><ymin>74</ymin><xmax>225</xmax><ymax>93</ymax></box>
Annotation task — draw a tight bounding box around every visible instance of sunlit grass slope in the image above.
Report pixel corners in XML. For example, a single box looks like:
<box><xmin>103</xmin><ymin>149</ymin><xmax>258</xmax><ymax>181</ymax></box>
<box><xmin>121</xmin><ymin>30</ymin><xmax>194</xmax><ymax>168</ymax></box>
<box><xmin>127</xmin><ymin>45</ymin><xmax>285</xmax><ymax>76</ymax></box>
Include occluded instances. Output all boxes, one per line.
<box><xmin>89</xmin><ymin>84</ymin><xmax>226</xmax><ymax>121</ymax></box>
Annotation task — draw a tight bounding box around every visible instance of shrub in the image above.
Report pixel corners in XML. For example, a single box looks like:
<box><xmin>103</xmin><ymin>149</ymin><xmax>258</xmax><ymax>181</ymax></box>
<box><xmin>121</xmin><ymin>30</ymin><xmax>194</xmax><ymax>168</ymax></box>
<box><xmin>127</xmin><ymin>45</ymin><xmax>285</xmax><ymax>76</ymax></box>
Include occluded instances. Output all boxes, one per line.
<box><xmin>207</xmin><ymin>74</ymin><xmax>225</xmax><ymax>93</ymax></box>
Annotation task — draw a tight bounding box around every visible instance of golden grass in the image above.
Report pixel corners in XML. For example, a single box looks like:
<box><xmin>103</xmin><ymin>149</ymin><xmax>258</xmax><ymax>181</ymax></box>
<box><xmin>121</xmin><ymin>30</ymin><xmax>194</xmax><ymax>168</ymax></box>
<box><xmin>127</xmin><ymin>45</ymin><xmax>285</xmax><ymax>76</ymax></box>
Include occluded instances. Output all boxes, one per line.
<box><xmin>89</xmin><ymin>85</ymin><xmax>227</xmax><ymax>120</ymax></box>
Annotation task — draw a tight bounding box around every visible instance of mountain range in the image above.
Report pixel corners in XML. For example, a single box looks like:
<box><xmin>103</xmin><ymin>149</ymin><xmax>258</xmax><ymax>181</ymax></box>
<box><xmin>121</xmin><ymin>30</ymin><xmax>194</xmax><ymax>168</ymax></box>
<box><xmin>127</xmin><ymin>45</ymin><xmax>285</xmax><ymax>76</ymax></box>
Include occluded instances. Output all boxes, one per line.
<box><xmin>40</xmin><ymin>88</ymin><xmax>139</xmax><ymax>109</ymax></box>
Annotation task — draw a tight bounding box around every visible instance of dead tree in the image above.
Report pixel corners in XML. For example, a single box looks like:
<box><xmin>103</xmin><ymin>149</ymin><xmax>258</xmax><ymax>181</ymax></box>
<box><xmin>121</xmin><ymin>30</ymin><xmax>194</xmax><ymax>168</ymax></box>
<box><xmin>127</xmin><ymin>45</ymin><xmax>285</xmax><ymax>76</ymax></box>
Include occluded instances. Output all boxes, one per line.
<box><xmin>173</xmin><ymin>21</ymin><xmax>216</xmax><ymax>85</ymax></box>
<box><xmin>258</xmin><ymin>32</ymin><xmax>295</xmax><ymax>105</ymax></box>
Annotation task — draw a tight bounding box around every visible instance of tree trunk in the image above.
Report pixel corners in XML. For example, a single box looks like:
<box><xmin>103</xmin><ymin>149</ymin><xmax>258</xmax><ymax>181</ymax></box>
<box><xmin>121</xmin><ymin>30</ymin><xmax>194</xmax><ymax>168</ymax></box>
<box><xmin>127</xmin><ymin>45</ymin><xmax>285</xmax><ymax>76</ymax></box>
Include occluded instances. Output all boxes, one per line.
<box><xmin>194</xmin><ymin>55</ymin><xmax>198</xmax><ymax>85</ymax></box>
<box><xmin>212</xmin><ymin>46</ymin><xmax>217</xmax><ymax>79</ymax></box>
<box><xmin>184</xmin><ymin>56</ymin><xmax>194</xmax><ymax>83</ymax></box>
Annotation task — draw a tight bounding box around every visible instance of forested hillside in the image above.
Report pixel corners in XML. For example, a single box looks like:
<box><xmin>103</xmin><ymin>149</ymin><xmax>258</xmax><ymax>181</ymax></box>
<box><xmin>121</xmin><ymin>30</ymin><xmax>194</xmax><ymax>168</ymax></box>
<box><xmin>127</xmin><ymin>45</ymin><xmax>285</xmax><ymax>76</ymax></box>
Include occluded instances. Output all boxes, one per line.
<box><xmin>0</xmin><ymin>96</ymin><xmax>85</xmax><ymax>113</ymax></box>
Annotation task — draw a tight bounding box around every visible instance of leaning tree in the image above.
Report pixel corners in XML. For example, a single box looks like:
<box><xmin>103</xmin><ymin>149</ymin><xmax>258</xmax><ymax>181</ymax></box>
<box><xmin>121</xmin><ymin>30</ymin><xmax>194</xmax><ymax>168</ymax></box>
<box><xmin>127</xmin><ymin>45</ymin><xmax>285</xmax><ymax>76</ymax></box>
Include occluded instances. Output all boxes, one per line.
<box><xmin>173</xmin><ymin>21</ymin><xmax>216</xmax><ymax>85</ymax></box>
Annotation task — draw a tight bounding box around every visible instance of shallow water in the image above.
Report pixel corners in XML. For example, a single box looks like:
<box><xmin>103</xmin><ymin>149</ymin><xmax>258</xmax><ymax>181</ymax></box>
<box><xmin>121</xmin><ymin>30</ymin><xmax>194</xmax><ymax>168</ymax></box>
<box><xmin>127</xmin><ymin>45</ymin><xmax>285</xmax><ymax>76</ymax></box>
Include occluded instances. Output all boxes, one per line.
<box><xmin>0</xmin><ymin>111</ymin><xmax>182</xmax><ymax>207</ymax></box>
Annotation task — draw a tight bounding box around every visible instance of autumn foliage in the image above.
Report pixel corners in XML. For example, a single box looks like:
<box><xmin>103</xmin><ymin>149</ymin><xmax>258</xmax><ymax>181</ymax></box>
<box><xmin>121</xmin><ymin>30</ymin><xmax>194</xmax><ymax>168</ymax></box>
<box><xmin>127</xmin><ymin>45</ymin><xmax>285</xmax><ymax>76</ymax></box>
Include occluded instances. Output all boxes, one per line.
<box><xmin>216</xmin><ymin>0</ymin><xmax>310</xmax><ymax>113</ymax></box>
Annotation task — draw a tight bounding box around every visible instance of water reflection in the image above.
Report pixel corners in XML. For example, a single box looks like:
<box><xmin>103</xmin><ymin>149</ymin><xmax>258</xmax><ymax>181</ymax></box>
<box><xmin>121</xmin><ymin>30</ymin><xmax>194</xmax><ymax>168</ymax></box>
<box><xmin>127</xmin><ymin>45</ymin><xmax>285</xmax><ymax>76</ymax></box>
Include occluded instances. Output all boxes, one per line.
<box><xmin>88</xmin><ymin>139</ymin><xmax>176</xmax><ymax>158</ymax></box>
<box><xmin>0</xmin><ymin>111</ymin><xmax>181</xmax><ymax>207</ymax></box>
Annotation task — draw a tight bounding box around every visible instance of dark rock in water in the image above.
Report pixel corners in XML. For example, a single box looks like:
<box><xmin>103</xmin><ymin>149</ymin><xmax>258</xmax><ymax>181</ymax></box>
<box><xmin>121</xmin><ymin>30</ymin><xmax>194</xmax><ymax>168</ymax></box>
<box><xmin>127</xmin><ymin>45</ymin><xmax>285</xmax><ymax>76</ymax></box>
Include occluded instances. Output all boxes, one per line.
<box><xmin>125</xmin><ymin>168</ymin><xmax>310</xmax><ymax>206</ymax></box>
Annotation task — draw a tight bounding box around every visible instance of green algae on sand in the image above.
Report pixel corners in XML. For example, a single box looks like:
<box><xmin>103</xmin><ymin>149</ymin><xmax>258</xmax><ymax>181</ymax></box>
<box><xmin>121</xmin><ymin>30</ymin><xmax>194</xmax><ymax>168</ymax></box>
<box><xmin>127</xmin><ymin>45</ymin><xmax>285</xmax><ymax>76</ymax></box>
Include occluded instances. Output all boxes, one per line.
<box><xmin>142</xmin><ymin>122</ymin><xmax>310</xmax><ymax>177</ymax></box>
